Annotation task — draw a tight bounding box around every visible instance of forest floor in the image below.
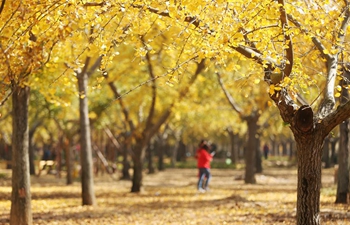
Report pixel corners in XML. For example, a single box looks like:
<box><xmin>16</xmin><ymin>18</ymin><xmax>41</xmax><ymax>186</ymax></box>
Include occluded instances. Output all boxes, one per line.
<box><xmin>0</xmin><ymin>163</ymin><xmax>349</xmax><ymax>224</ymax></box>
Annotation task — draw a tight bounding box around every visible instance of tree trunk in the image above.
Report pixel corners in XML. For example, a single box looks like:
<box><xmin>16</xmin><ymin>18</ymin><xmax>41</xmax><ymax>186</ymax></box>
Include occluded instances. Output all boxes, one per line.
<box><xmin>244</xmin><ymin>115</ymin><xmax>259</xmax><ymax>184</ymax></box>
<box><xmin>330</xmin><ymin>138</ymin><xmax>337</xmax><ymax>165</ymax></box>
<box><xmin>64</xmin><ymin>137</ymin><xmax>73</xmax><ymax>185</ymax></box>
<box><xmin>295</xmin><ymin>134</ymin><xmax>323</xmax><ymax>225</ymax></box>
<box><xmin>157</xmin><ymin>137</ymin><xmax>165</xmax><ymax>171</ymax></box>
<box><xmin>77</xmin><ymin>67</ymin><xmax>96</xmax><ymax>206</ymax></box>
<box><xmin>335</xmin><ymin>119</ymin><xmax>349</xmax><ymax>203</ymax></box>
<box><xmin>28</xmin><ymin>132</ymin><xmax>36</xmax><ymax>176</ymax></box>
<box><xmin>10</xmin><ymin>86</ymin><xmax>32</xmax><ymax>225</ymax></box>
<box><xmin>227</xmin><ymin>128</ymin><xmax>238</xmax><ymax>165</ymax></box>
<box><xmin>171</xmin><ymin>143</ymin><xmax>178</xmax><ymax>168</ymax></box>
<box><xmin>121</xmin><ymin>144</ymin><xmax>131</xmax><ymax>180</ymax></box>
<box><xmin>131</xmin><ymin>143</ymin><xmax>146</xmax><ymax>192</ymax></box>
<box><xmin>255</xmin><ymin>137</ymin><xmax>262</xmax><ymax>173</ymax></box>
<box><xmin>322</xmin><ymin>137</ymin><xmax>331</xmax><ymax>168</ymax></box>
<box><xmin>335</xmin><ymin>72</ymin><xmax>350</xmax><ymax>203</ymax></box>
<box><xmin>147</xmin><ymin>144</ymin><xmax>155</xmax><ymax>174</ymax></box>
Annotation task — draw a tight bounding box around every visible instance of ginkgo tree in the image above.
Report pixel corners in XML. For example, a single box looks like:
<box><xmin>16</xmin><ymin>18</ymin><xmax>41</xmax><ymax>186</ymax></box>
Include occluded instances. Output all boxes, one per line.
<box><xmin>136</xmin><ymin>0</ymin><xmax>350</xmax><ymax>224</ymax></box>
<box><xmin>0</xmin><ymin>1</ymin><xmax>79</xmax><ymax>224</ymax></box>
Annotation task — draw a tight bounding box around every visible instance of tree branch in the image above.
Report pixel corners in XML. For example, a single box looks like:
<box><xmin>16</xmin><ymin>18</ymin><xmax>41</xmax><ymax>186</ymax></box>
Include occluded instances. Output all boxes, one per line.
<box><xmin>143</xmin><ymin>36</ymin><xmax>157</xmax><ymax>132</ymax></box>
<box><xmin>0</xmin><ymin>0</ymin><xmax>5</xmax><ymax>16</ymax></box>
<box><xmin>87</xmin><ymin>56</ymin><xmax>102</xmax><ymax>77</ymax></box>
<box><xmin>278</xmin><ymin>0</ymin><xmax>293</xmax><ymax>77</ymax></box>
<box><xmin>321</xmin><ymin>98</ymin><xmax>350</xmax><ymax>136</ymax></box>
<box><xmin>146</xmin><ymin>59</ymin><xmax>205</xmax><ymax>142</ymax></box>
<box><xmin>106</xmin><ymin>78</ymin><xmax>135</xmax><ymax>131</ymax></box>
<box><xmin>216</xmin><ymin>71</ymin><xmax>244</xmax><ymax>116</ymax></box>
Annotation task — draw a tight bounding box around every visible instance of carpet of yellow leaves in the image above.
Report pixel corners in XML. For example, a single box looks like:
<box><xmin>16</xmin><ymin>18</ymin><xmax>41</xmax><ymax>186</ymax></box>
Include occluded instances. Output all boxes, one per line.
<box><xmin>0</xmin><ymin>167</ymin><xmax>348</xmax><ymax>224</ymax></box>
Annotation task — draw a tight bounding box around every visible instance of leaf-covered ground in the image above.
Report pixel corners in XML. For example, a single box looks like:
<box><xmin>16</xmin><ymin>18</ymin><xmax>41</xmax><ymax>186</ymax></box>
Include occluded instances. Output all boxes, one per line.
<box><xmin>0</xmin><ymin>167</ymin><xmax>349</xmax><ymax>224</ymax></box>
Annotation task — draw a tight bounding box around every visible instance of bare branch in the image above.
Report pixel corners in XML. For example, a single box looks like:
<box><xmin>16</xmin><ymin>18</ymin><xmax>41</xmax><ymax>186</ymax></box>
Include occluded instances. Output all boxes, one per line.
<box><xmin>216</xmin><ymin>71</ymin><xmax>244</xmax><ymax>116</ymax></box>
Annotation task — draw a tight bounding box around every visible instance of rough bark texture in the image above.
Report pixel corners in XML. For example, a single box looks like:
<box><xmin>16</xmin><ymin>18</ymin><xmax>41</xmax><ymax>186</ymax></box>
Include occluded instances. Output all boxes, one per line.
<box><xmin>295</xmin><ymin>135</ymin><xmax>322</xmax><ymax>225</ymax></box>
<box><xmin>291</xmin><ymin>106</ymin><xmax>323</xmax><ymax>225</ymax></box>
<box><xmin>77</xmin><ymin>68</ymin><xmax>96</xmax><ymax>205</ymax></box>
<box><xmin>10</xmin><ymin>86</ymin><xmax>32</xmax><ymax>225</ymax></box>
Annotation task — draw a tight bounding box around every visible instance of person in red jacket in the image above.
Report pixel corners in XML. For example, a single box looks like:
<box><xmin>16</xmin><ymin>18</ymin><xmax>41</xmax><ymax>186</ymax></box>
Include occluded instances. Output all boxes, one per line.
<box><xmin>196</xmin><ymin>143</ymin><xmax>214</xmax><ymax>192</ymax></box>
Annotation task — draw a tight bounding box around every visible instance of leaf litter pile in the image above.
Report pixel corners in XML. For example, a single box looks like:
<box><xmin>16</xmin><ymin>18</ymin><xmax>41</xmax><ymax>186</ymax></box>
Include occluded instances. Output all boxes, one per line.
<box><xmin>0</xmin><ymin>167</ymin><xmax>349</xmax><ymax>224</ymax></box>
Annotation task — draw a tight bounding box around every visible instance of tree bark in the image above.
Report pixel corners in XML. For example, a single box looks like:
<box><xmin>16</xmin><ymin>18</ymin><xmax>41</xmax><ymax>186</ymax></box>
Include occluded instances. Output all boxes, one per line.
<box><xmin>322</xmin><ymin>137</ymin><xmax>331</xmax><ymax>168</ymax></box>
<box><xmin>147</xmin><ymin>144</ymin><xmax>155</xmax><ymax>174</ymax></box>
<box><xmin>10</xmin><ymin>86</ymin><xmax>32</xmax><ymax>225</ymax></box>
<box><xmin>121</xmin><ymin>144</ymin><xmax>131</xmax><ymax>180</ymax></box>
<box><xmin>292</xmin><ymin>105</ymin><xmax>323</xmax><ymax>225</ymax></box>
<box><xmin>77</xmin><ymin>61</ymin><xmax>96</xmax><ymax>205</ymax></box>
<box><xmin>131</xmin><ymin>142</ymin><xmax>145</xmax><ymax>192</ymax></box>
<box><xmin>335</xmin><ymin>119</ymin><xmax>349</xmax><ymax>203</ymax></box>
<box><xmin>295</xmin><ymin>134</ymin><xmax>322</xmax><ymax>225</ymax></box>
<box><xmin>244</xmin><ymin>115</ymin><xmax>259</xmax><ymax>184</ymax></box>
<box><xmin>64</xmin><ymin>137</ymin><xmax>73</xmax><ymax>185</ymax></box>
<box><xmin>227</xmin><ymin>128</ymin><xmax>238</xmax><ymax>165</ymax></box>
<box><xmin>28</xmin><ymin>132</ymin><xmax>36</xmax><ymax>176</ymax></box>
<box><xmin>157</xmin><ymin>136</ymin><xmax>165</xmax><ymax>171</ymax></box>
<box><xmin>255</xmin><ymin>137</ymin><xmax>262</xmax><ymax>173</ymax></box>
<box><xmin>335</xmin><ymin>66</ymin><xmax>350</xmax><ymax>203</ymax></box>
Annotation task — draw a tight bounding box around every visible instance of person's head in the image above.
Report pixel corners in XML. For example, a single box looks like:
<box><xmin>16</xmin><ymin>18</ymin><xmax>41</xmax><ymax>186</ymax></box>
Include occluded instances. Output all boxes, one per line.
<box><xmin>199</xmin><ymin>139</ymin><xmax>207</xmax><ymax>147</ymax></box>
<box><xmin>202</xmin><ymin>144</ymin><xmax>210</xmax><ymax>151</ymax></box>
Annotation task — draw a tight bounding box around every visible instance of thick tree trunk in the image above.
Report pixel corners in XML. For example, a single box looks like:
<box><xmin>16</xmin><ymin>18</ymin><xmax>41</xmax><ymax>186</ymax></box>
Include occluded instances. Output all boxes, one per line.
<box><xmin>10</xmin><ymin>86</ymin><xmax>32</xmax><ymax>225</ymax></box>
<box><xmin>244</xmin><ymin>115</ymin><xmax>259</xmax><ymax>184</ymax></box>
<box><xmin>131</xmin><ymin>143</ymin><xmax>146</xmax><ymax>192</ymax></box>
<box><xmin>335</xmin><ymin>119</ymin><xmax>349</xmax><ymax>203</ymax></box>
<box><xmin>77</xmin><ymin>69</ymin><xmax>96</xmax><ymax>206</ymax></box>
<box><xmin>295</xmin><ymin>135</ymin><xmax>323</xmax><ymax>225</ymax></box>
<box><xmin>293</xmin><ymin>106</ymin><xmax>323</xmax><ymax>225</ymax></box>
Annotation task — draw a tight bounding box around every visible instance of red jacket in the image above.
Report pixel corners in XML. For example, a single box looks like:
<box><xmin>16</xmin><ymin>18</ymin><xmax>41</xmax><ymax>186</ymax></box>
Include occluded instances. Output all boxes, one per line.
<box><xmin>196</xmin><ymin>148</ymin><xmax>213</xmax><ymax>168</ymax></box>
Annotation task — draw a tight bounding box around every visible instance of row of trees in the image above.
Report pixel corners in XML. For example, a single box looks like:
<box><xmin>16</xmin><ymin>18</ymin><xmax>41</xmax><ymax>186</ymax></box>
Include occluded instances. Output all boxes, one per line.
<box><xmin>1</xmin><ymin>1</ymin><xmax>350</xmax><ymax>225</ymax></box>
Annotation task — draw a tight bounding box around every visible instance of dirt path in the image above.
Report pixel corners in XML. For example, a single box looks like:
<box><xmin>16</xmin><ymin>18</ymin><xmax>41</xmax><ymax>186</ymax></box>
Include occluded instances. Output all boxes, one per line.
<box><xmin>0</xmin><ymin>167</ymin><xmax>348</xmax><ymax>224</ymax></box>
